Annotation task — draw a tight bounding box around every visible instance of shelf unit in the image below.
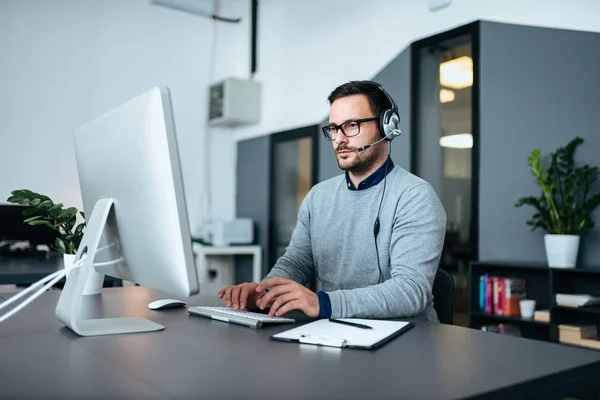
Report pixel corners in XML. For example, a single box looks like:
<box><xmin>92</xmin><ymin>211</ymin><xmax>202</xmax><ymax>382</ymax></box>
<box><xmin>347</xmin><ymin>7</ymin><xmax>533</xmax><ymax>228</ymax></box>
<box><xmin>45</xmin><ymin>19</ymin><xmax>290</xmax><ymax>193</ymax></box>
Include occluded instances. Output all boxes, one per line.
<box><xmin>468</xmin><ymin>261</ymin><xmax>600</xmax><ymax>350</ymax></box>
<box><xmin>553</xmin><ymin>305</ymin><xmax>600</xmax><ymax>315</ymax></box>
<box><xmin>469</xmin><ymin>310</ymin><xmax>550</xmax><ymax>326</ymax></box>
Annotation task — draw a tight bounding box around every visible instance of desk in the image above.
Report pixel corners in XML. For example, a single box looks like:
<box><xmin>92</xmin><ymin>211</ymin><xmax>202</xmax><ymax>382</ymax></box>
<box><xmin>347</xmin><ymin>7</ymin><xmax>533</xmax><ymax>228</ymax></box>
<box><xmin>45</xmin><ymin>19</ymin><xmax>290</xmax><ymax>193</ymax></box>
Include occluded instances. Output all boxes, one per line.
<box><xmin>193</xmin><ymin>243</ymin><xmax>262</xmax><ymax>284</ymax></box>
<box><xmin>1</xmin><ymin>285</ymin><xmax>600</xmax><ymax>399</ymax></box>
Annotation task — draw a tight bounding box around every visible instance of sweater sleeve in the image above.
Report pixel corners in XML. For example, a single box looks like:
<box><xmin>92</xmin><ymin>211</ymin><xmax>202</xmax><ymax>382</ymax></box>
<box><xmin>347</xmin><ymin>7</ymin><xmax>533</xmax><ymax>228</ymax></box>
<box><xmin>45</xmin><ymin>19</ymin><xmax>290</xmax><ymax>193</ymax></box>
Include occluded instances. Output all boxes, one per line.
<box><xmin>326</xmin><ymin>183</ymin><xmax>446</xmax><ymax>319</ymax></box>
<box><xmin>262</xmin><ymin>191</ymin><xmax>314</xmax><ymax>286</ymax></box>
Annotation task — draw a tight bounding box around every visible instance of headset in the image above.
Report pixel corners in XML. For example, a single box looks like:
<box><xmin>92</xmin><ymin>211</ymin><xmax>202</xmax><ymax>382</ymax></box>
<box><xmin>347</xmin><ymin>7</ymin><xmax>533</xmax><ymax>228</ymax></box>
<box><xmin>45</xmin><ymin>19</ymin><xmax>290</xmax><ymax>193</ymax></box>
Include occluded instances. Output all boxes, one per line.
<box><xmin>356</xmin><ymin>81</ymin><xmax>402</xmax><ymax>152</ymax></box>
<box><xmin>365</xmin><ymin>80</ymin><xmax>401</xmax><ymax>141</ymax></box>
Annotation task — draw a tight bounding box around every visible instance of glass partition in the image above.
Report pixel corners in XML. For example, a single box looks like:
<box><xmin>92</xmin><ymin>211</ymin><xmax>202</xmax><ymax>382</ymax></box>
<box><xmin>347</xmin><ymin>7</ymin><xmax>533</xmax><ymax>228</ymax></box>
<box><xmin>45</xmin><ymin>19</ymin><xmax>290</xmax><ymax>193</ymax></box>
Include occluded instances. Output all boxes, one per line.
<box><xmin>269</xmin><ymin>126</ymin><xmax>319</xmax><ymax>289</ymax></box>
<box><xmin>411</xmin><ymin>24</ymin><xmax>480</xmax><ymax>301</ymax></box>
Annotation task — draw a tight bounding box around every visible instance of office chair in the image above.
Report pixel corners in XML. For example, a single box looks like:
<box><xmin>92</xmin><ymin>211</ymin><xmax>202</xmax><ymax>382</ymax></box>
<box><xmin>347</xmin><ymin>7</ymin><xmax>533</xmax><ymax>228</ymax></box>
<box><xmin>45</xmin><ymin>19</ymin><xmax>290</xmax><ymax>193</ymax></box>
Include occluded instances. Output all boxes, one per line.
<box><xmin>432</xmin><ymin>268</ymin><xmax>455</xmax><ymax>324</ymax></box>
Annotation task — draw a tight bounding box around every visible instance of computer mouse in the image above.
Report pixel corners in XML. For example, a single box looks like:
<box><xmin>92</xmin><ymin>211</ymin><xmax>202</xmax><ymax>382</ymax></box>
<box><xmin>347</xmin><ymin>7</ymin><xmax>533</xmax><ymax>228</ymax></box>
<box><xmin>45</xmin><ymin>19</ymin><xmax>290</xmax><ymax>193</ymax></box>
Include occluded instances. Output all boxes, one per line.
<box><xmin>148</xmin><ymin>298</ymin><xmax>187</xmax><ymax>310</ymax></box>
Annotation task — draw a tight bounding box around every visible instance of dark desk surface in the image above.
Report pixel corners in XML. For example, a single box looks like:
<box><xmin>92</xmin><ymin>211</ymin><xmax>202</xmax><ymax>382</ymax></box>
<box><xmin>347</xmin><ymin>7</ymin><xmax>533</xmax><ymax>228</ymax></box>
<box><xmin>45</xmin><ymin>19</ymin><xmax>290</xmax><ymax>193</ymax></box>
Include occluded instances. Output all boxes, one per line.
<box><xmin>1</xmin><ymin>285</ymin><xmax>600</xmax><ymax>400</ymax></box>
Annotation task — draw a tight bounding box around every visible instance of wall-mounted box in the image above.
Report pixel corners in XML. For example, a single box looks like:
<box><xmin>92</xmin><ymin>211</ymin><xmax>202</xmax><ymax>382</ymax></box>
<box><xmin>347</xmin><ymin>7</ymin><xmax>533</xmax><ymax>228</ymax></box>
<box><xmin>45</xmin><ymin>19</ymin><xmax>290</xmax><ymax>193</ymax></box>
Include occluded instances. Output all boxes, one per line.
<box><xmin>208</xmin><ymin>78</ymin><xmax>261</xmax><ymax>126</ymax></box>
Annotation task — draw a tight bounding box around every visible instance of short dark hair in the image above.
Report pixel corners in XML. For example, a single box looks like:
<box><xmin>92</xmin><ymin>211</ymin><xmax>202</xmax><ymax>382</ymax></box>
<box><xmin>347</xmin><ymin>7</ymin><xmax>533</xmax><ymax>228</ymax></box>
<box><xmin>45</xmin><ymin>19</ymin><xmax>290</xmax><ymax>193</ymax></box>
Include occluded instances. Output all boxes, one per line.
<box><xmin>327</xmin><ymin>80</ymin><xmax>391</xmax><ymax>119</ymax></box>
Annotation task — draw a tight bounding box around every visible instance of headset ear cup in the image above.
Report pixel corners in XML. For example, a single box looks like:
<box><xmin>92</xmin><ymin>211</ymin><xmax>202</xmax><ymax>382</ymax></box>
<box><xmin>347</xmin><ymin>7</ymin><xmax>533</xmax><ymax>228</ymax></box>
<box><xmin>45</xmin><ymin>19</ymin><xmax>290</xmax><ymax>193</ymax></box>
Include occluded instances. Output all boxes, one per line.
<box><xmin>380</xmin><ymin>109</ymin><xmax>392</xmax><ymax>138</ymax></box>
<box><xmin>366</xmin><ymin>80</ymin><xmax>400</xmax><ymax>139</ymax></box>
<box><xmin>383</xmin><ymin>112</ymin><xmax>401</xmax><ymax>141</ymax></box>
<box><xmin>390</xmin><ymin>113</ymin><xmax>400</xmax><ymax>130</ymax></box>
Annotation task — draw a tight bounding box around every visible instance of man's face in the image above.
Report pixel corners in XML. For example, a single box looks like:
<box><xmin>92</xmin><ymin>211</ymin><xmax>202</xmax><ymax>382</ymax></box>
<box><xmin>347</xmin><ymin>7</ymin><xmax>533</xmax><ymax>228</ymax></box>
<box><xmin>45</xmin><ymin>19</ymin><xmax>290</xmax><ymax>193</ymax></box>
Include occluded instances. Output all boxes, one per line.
<box><xmin>328</xmin><ymin>94</ymin><xmax>382</xmax><ymax>173</ymax></box>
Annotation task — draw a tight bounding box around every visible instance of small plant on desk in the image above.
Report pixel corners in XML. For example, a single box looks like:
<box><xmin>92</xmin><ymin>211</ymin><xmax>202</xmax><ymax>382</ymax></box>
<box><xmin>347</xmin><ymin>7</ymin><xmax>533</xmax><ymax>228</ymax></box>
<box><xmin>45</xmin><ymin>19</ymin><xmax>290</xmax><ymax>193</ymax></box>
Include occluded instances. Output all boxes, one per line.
<box><xmin>6</xmin><ymin>189</ymin><xmax>86</xmax><ymax>255</ymax></box>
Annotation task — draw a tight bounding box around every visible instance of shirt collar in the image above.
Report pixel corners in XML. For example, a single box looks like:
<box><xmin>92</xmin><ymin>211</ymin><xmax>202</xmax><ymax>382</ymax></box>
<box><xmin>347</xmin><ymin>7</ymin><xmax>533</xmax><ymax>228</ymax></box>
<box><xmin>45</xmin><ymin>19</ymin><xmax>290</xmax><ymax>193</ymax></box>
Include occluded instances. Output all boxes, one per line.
<box><xmin>345</xmin><ymin>157</ymin><xmax>394</xmax><ymax>191</ymax></box>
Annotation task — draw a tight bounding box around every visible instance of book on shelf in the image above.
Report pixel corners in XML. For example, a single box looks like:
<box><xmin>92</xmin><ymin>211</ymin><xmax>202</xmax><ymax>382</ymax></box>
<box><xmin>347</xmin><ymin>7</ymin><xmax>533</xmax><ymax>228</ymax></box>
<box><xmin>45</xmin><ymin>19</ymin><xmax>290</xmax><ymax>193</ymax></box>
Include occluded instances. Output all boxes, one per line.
<box><xmin>479</xmin><ymin>274</ymin><xmax>527</xmax><ymax>316</ymax></box>
<box><xmin>558</xmin><ymin>324</ymin><xmax>600</xmax><ymax>349</ymax></box>
<box><xmin>555</xmin><ymin>293</ymin><xmax>600</xmax><ymax>308</ymax></box>
<box><xmin>533</xmin><ymin>309</ymin><xmax>550</xmax><ymax>322</ymax></box>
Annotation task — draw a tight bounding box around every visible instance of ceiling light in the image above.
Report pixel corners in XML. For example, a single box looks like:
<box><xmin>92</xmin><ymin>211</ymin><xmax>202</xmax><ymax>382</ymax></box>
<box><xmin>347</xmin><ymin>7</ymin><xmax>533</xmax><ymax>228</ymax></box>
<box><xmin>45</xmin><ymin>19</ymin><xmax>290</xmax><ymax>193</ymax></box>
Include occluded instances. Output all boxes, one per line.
<box><xmin>440</xmin><ymin>56</ymin><xmax>473</xmax><ymax>89</ymax></box>
<box><xmin>439</xmin><ymin>133</ymin><xmax>473</xmax><ymax>149</ymax></box>
<box><xmin>440</xmin><ymin>89</ymin><xmax>455</xmax><ymax>103</ymax></box>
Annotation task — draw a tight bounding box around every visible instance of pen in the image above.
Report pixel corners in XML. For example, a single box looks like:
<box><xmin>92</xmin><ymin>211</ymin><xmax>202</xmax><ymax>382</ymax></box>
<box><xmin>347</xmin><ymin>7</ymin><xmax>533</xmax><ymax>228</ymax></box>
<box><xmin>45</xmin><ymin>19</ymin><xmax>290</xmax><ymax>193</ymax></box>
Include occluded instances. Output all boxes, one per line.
<box><xmin>329</xmin><ymin>318</ymin><xmax>373</xmax><ymax>329</ymax></box>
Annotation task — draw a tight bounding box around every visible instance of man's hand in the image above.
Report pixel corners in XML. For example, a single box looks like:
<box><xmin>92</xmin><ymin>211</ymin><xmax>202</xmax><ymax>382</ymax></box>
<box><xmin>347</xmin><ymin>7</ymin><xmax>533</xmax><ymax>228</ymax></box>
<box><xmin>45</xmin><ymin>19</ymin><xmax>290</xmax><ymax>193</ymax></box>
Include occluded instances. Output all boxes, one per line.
<box><xmin>217</xmin><ymin>282</ymin><xmax>263</xmax><ymax>310</ymax></box>
<box><xmin>255</xmin><ymin>277</ymin><xmax>320</xmax><ymax>318</ymax></box>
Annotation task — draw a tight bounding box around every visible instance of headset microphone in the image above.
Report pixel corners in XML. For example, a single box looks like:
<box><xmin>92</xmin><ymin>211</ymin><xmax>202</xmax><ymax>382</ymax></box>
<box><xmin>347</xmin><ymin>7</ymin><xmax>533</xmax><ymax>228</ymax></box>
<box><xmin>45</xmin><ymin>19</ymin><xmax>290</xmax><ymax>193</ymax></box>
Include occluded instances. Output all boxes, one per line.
<box><xmin>357</xmin><ymin>129</ymin><xmax>401</xmax><ymax>152</ymax></box>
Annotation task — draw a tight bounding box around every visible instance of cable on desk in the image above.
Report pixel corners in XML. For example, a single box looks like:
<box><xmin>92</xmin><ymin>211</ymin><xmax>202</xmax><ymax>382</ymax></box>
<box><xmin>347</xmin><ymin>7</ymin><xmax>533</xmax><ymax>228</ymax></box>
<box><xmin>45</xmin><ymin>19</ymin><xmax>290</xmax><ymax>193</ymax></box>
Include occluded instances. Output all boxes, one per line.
<box><xmin>0</xmin><ymin>258</ymin><xmax>85</xmax><ymax>323</ymax></box>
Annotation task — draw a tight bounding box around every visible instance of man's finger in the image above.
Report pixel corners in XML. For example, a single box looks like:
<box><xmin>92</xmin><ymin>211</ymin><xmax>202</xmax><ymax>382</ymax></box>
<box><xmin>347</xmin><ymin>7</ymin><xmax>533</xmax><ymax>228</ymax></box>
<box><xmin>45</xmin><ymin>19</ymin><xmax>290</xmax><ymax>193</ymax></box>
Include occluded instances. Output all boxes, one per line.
<box><xmin>273</xmin><ymin>300</ymin><xmax>302</xmax><ymax>317</ymax></box>
<box><xmin>268</xmin><ymin>293</ymin><xmax>298</xmax><ymax>318</ymax></box>
<box><xmin>258</xmin><ymin>284</ymin><xmax>293</xmax><ymax>310</ymax></box>
<box><xmin>224</xmin><ymin>286</ymin><xmax>233</xmax><ymax>307</ymax></box>
<box><xmin>256</xmin><ymin>294</ymin><xmax>276</xmax><ymax>309</ymax></box>
<box><xmin>231</xmin><ymin>286</ymin><xmax>242</xmax><ymax>310</ymax></box>
<box><xmin>217</xmin><ymin>286</ymin><xmax>228</xmax><ymax>298</ymax></box>
<box><xmin>256</xmin><ymin>277</ymin><xmax>290</xmax><ymax>293</ymax></box>
<box><xmin>261</xmin><ymin>295</ymin><xmax>277</xmax><ymax>308</ymax></box>
<box><xmin>239</xmin><ymin>284</ymin><xmax>251</xmax><ymax>309</ymax></box>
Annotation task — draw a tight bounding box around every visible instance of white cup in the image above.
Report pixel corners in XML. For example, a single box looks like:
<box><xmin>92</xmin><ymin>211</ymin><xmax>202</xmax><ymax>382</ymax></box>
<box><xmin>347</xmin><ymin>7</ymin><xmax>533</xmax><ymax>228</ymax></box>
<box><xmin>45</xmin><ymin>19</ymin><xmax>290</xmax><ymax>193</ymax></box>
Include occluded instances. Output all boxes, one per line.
<box><xmin>519</xmin><ymin>299</ymin><xmax>536</xmax><ymax>318</ymax></box>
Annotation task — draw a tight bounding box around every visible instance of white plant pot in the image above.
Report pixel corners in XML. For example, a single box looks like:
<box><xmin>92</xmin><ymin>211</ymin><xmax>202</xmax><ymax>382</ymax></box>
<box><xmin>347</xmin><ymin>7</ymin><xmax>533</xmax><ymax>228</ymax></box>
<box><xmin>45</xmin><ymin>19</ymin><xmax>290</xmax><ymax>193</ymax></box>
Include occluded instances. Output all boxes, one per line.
<box><xmin>544</xmin><ymin>234</ymin><xmax>580</xmax><ymax>269</ymax></box>
<box><xmin>63</xmin><ymin>254</ymin><xmax>105</xmax><ymax>295</ymax></box>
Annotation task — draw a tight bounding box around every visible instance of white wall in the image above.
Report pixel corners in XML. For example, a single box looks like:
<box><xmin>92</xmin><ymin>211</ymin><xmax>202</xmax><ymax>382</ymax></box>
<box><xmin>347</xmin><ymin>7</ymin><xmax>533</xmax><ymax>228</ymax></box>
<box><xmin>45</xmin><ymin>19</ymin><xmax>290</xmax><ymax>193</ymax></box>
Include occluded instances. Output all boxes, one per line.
<box><xmin>204</xmin><ymin>0</ymin><xmax>251</xmax><ymax>223</ymax></box>
<box><xmin>0</xmin><ymin>0</ymin><xmax>249</xmax><ymax>235</ymax></box>
<box><xmin>233</xmin><ymin>0</ymin><xmax>600</xmax><ymax>142</ymax></box>
<box><xmin>3</xmin><ymin>0</ymin><xmax>600</xmax><ymax>237</ymax></box>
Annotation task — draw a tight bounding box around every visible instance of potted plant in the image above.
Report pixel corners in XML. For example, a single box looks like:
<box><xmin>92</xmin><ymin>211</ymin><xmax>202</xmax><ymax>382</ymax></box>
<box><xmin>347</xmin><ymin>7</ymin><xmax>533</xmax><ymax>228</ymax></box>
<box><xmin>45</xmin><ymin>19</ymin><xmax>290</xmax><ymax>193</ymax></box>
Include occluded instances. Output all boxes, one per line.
<box><xmin>6</xmin><ymin>189</ymin><xmax>104</xmax><ymax>293</ymax></box>
<box><xmin>515</xmin><ymin>137</ymin><xmax>600</xmax><ymax>268</ymax></box>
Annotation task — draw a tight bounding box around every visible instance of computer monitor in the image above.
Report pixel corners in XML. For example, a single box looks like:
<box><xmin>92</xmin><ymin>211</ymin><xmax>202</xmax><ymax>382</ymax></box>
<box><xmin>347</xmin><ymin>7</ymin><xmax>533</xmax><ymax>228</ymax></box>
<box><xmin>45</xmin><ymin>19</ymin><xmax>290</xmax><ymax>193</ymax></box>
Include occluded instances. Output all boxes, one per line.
<box><xmin>55</xmin><ymin>87</ymin><xmax>199</xmax><ymax>336</ymax></box>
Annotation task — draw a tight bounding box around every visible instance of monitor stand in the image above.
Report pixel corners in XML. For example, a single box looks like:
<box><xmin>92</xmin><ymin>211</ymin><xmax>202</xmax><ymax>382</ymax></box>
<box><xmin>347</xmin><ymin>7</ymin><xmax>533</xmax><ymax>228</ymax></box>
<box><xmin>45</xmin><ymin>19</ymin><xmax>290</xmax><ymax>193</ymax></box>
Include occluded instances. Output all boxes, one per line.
<box><xmin>55</xmin><ymin>198</ymin><xmax>165</xmax><ymax>336</ymax></box>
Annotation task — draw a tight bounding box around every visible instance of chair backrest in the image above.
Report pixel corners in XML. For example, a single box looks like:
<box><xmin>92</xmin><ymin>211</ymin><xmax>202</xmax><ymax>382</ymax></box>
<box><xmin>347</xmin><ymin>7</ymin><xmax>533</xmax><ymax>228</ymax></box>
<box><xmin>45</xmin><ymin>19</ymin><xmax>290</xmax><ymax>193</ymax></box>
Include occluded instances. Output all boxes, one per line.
<box><xmin>432</xmin><ymin>268</ymin><xmax>455</xmax><ymax>324</ymax></box>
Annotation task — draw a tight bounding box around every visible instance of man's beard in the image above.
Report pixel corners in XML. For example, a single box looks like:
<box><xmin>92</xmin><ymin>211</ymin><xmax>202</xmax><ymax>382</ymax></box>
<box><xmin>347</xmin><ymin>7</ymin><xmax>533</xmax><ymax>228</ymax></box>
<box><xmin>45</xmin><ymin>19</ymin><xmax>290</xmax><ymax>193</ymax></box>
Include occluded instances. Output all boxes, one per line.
<box><xmin>335</xmin><ymin>145</ymin><xmax>381</xmax><ymax>175</ymax></box>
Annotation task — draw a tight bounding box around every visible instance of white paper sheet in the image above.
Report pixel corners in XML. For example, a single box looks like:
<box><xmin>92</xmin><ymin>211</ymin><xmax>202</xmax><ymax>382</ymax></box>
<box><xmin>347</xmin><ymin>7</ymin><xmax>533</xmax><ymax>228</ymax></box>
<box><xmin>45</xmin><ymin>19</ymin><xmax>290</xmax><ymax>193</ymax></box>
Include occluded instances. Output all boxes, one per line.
<box><xmin>272</xmin><ymin>318</ymin><xmax>412</xmax><ymax>348</ymax></box>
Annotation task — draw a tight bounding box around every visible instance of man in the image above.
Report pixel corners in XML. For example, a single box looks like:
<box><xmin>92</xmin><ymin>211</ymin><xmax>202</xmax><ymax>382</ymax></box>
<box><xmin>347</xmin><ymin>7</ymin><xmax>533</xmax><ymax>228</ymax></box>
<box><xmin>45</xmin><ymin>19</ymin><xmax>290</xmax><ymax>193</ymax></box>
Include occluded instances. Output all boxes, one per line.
<box><xmin>218</xmin><ymin>80</ymin><xmax>446</xmax><ymax>322</ymax></box>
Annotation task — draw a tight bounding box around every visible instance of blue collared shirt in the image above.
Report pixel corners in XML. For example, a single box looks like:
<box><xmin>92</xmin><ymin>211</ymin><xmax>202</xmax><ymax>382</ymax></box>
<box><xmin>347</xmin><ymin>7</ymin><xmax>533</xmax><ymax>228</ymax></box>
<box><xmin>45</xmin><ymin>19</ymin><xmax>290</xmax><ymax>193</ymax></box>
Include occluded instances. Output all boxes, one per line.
<box><xmin>316</xmin><ymin>157</ymin><xmax>395</xmax><ymax>318</ymax></box>
<box><xmin>344</xmin><ymin>157</ymin><xmax>395</xmax><ymax>190</ymax></box>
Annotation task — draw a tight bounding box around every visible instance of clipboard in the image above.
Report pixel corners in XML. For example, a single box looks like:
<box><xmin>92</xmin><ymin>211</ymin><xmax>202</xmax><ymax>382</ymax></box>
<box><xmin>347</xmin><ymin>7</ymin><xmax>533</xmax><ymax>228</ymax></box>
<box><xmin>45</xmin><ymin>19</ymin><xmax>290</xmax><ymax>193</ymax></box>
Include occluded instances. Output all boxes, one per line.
<box><xmin>271</xmin><ymin>318</ymin><xmax>415</xmax><ymax>350</ymax></box>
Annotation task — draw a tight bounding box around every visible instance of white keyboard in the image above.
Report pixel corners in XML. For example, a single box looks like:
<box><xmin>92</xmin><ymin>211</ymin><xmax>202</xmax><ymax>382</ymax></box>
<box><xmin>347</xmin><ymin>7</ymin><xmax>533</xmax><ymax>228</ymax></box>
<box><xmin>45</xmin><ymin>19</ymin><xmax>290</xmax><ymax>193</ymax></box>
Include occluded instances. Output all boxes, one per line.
<box><xmin>188</xmin><ymin>306</ymin><xmax>296</xmax><ymax>329</ymax></box>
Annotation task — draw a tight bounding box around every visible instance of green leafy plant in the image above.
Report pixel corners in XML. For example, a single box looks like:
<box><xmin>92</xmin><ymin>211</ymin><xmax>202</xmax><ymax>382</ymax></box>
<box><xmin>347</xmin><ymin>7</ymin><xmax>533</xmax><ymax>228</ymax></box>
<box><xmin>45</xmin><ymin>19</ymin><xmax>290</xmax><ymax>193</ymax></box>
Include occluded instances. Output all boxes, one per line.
<box><xmin>6</xmin><ymin>189</ymin><xmax>86</xmax><ymax>254</ymax></box>
<box><xmin>515</xmin><ymin>137</ymin><xmax>600</xmax><ymax>235</ymax></box>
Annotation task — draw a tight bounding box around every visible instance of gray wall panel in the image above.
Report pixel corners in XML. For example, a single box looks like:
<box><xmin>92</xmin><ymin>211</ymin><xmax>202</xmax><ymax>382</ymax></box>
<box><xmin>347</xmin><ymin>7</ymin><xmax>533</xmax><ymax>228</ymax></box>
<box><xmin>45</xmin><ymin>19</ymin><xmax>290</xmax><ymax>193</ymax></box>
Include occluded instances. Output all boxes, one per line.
<box><xmin>235</xmin><ymin>135</ymin><xmax>271</xmax><ymax>283</ymax></box>
<box><xmin>479</xmin><ymin>22</ymin><xmax>600</xmax><ymax>267</ymax></box>
<box><xmin>373</xmin><ymin>46</ymin><xmax>412</xmax><ymax>172</ymax></box>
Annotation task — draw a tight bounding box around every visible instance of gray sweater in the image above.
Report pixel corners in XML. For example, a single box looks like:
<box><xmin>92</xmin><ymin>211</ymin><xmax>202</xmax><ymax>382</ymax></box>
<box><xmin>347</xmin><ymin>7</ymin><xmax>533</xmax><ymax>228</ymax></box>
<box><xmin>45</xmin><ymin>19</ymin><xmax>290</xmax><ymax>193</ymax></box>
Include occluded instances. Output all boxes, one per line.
<box><xmin>264</xmin><ymin>165</ymin><xmax>447</xmax><ymax>322</ymax></box>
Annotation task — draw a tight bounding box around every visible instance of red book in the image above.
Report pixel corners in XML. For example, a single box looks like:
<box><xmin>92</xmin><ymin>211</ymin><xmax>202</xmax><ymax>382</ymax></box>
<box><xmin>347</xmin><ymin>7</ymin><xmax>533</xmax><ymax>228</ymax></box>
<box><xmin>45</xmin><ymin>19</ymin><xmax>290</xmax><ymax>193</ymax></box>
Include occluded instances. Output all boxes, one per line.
<box><xmin>498</xmin><ymin>278</ymin><xmax>505</xmax><ymax>316</ymax></box>
<box><xmin>485</xmin><ymin>276</ymin><xmax>493</xmax><ymax>314</ymax></box>
<box><xmin>493</xmin><ymin>277</ymin><xmax>499</xmax><ymax>315</ymax></box>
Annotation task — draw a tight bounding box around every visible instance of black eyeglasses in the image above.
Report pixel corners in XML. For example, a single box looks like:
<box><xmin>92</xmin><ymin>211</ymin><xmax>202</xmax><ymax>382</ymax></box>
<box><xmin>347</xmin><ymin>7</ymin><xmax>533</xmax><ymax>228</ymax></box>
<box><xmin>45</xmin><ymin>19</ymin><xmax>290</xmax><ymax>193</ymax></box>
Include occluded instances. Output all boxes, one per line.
<box><xmin>321</xmin><ymin>117</ymin><xmax>378</xmax><ymax>141</ymax></box>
